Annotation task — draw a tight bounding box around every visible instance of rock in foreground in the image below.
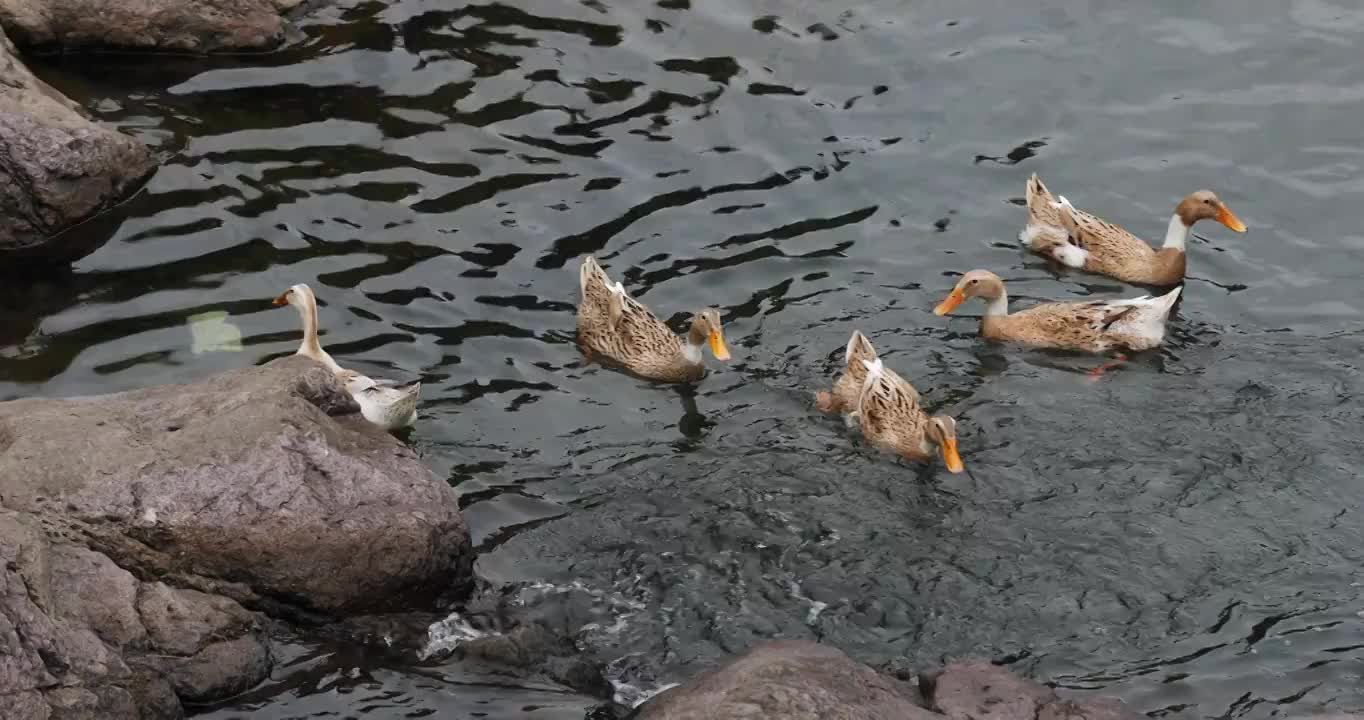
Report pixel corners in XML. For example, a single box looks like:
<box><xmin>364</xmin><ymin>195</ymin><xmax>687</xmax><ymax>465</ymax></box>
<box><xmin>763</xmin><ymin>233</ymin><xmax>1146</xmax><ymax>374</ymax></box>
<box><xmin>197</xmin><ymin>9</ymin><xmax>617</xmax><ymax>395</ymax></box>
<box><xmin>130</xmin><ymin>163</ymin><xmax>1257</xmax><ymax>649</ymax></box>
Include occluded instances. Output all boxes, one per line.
<box><xmin>0</xmin><ymin>356</ymin><xmax>471</xmax><ymax>717</ymax></box>
<box><xmin>0</xmin><ymin>355</ymin><xmax>472</xmax><ymax>616</ymax></box>
<box><xmin>0</xmin><ymin>0</ymin><xmax>307</xmax><ymax>52</ymax></box>
<box><xmin>634</xmin><ymin>641</ymin><xmax>1142</xmax><ymax>720</ymax></box>
<box><xmin>1</xmin><ymin>507</ymin><xmax>268</xmax><ymax>719</ymax></box>
<box><xmin>634</xmin><ymin>640</ymin><xmax>938</xmax><ymax>720</ymax></box>
<box><xmin>0</xmin><ymin>27</ymin><xmax>154</xmax><ymax>262</ymax></box>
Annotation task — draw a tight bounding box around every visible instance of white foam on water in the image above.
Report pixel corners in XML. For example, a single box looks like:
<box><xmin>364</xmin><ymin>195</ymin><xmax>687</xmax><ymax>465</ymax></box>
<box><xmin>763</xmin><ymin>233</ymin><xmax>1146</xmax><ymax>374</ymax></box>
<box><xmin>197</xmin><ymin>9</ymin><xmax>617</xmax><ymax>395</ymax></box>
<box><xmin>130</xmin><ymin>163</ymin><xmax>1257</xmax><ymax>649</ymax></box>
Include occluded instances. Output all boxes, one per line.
<box><xmin>611</xmin><ymin>679</ymin><xmax>680</xmax><ymax>708</ymax></box>
<box><xmin>418</xmin><ymin>612</ymin><xmax>487</xmax><ymax>660</ymax></box>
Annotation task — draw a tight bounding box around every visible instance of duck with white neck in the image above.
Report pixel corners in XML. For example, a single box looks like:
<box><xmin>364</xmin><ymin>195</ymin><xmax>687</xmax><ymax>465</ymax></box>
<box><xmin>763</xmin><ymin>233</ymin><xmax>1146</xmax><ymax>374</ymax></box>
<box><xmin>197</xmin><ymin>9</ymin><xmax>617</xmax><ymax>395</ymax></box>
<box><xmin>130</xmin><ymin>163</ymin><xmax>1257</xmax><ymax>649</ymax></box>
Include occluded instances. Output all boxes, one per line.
<box><xmin>273</xmin><ymin>283</ymin><xmax>421</xmax><ymax>431</ymax></box>
<box><xmin>933</xmin><ymin>269</ymin><xmax>1183</xmax><ymax>355</ymax></box>
<box><xmin>1019</xmin><ymin>173</ymin><xmax>1246</xmax><ymax>286</ymax></box>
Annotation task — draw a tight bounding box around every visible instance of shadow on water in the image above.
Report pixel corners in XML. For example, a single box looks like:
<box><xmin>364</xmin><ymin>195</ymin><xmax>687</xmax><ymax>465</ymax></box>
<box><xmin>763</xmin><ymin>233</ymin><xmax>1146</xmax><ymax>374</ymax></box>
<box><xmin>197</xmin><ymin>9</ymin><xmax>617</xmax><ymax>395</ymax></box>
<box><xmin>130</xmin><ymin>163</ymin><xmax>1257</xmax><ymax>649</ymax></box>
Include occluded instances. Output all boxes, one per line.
<box><xmin>7</xmin><ymin>0</ymin><xmax>1364</xmax><ymax>717</ymax></box>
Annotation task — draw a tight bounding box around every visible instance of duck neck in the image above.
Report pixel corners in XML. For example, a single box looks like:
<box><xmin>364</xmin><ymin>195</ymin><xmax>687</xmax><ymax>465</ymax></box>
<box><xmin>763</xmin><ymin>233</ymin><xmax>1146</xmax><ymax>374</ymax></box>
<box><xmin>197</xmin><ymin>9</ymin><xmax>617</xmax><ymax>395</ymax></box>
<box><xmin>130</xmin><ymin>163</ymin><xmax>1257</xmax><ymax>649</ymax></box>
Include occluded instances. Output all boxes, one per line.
<box><xmin>1161</xmin><ymin>214</ymin><xmax>1191</xmax><ymax>251</ymax></box>
<box><xmin>979</xmin><ymin>290</ymin><xmax>1009</xmax><ymax>336</ymax></box>
<box><xmin>981</xmin><ymin>290</ymin><xmax>1009</xmax><ymax>318</ymax></box>
<box><xmin>682</xmin><ymin>326</ymin><xmax>705</xmax><ymax>364</ymax></box>
<box><xmin>296</xmin><ymin>298</ymin><xmax>339</xmax><ymax>370</ymax></box>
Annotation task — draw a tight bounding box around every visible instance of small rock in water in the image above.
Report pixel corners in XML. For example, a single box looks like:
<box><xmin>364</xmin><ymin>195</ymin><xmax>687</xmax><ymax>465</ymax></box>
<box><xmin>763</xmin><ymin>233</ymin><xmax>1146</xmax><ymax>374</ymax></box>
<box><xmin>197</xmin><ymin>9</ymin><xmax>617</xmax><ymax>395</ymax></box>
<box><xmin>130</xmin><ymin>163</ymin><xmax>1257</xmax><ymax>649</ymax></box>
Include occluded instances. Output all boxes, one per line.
<box><xmin>188</xmin><ymin>311</ymin><xmax>243</xmax><ymax>354</ymax></box>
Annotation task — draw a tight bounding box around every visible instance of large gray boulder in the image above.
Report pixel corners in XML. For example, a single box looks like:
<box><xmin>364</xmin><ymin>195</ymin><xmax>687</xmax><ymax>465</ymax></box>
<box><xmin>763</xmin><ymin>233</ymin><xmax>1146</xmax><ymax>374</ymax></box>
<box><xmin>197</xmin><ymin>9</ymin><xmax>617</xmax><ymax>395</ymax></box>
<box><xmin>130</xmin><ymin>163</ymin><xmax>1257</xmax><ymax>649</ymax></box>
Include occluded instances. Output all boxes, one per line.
<box><xmin>0</xmin><ymin>27</ymin><xmax>154</xmax><ymax>261</ymax></box>
<box><xmin>1</xmin><ymin>508</ymin><xmax>265</xmax><ymax>719</ymax></box>
<box><xmin>634</xmin><ymin>641</ymin><xmax>1143</xmax><ymax>720</ymax></box>
<box><xmin>0</xmin><ymin>0</ymin><xmax>307</xmax><ymax>52</ymax></box>
<box><xmin>0</xmin><ymin>355</ymin><xmax>472</xmax><ymax>616</ymax></box>
<box><xmin>0</xmin><ymin>356</ymin><xmax>471</xmax><ymax>717</ymax></box>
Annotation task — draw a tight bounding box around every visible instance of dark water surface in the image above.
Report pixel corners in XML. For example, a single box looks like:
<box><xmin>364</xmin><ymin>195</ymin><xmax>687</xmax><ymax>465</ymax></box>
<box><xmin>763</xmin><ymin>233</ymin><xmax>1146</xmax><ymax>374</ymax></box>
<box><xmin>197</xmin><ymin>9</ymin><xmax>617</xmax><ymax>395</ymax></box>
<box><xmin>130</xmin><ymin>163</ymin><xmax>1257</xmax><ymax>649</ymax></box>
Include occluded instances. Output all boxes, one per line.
<box><xmin>9</xmin><ymin>0</ymin><xmax>1364</xmax><ymax>717</ymax></box>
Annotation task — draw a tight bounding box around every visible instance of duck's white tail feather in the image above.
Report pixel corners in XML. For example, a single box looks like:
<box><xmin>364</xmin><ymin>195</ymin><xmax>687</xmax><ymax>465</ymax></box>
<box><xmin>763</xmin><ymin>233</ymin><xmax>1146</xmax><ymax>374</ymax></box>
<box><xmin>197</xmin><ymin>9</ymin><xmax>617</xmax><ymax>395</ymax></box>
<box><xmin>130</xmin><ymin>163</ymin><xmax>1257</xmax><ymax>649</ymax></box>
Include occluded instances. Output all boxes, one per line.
<box><xmin>1152</xmin><ymin>285</ymin><xmax>1182</xmax><ymax>317</ymax></box>
<box><xmin>856</xmin><ymin>357</ymin><xmax>886</xmax><ymax>419</ymax></box>
<box><xmin>1109</xmin><ymin>285</ymin><xmax>1182</xmax><ymax>315</ymax></box>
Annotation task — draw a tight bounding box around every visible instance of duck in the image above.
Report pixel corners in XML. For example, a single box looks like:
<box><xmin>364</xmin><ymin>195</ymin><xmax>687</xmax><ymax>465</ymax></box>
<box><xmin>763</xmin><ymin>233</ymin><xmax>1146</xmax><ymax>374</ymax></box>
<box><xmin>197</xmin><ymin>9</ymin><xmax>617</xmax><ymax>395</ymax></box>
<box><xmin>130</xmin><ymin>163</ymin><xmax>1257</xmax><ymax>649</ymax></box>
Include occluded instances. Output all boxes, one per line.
<box><xmin>815</xmin><ymin>330</ymin><xmax>918</xmax><ymax>418</ymax></box>
<box><xmin>273</xmin><ymin>283</ymin><xmax>420</xmax><ymax>430</ymax></box>
<box><xmin>1019</xmin><ymin>173</ymin><xmax>1246</xmax><ymax>286</ymax></box>
<box><xmin>854</xmin><ymin>357</ymin><xmax>964</xmax><ymax>473</ymax></box>
<box><xmin>576</xmin><ymin>255</ymin><xmax>730</xmax><ymax>382</ymax></box>
<box><xmin>933</xmin><ymin>269</ymin><xmax>1182</xmax><ymax>354</ymax></box>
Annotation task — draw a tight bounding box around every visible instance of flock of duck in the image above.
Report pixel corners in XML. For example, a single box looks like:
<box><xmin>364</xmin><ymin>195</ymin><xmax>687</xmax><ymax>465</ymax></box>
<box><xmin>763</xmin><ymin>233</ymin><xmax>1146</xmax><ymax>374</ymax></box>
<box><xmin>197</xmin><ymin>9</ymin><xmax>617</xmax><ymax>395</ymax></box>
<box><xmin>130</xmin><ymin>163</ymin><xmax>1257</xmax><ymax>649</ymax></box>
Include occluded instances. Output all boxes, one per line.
<box><xmin>273</xmin><ymin>173</ymin><xmax>1247</xmax><ymax>474</ymax></box>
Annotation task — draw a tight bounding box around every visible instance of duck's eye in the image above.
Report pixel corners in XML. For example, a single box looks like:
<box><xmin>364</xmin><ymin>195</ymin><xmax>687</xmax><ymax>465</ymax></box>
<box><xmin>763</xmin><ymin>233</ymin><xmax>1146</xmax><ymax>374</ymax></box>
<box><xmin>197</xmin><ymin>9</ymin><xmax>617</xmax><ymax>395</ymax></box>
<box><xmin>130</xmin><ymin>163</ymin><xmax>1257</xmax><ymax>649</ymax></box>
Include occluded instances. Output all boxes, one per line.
<box><xmin>967</xmin><ymin>279</ymin><xmax>978</xmax><ymax>286</ymax></box>
<box><xmin>1203</xmin><ymin>198</ymin><xmax>1214</xmax><ymax>205</ymax></box>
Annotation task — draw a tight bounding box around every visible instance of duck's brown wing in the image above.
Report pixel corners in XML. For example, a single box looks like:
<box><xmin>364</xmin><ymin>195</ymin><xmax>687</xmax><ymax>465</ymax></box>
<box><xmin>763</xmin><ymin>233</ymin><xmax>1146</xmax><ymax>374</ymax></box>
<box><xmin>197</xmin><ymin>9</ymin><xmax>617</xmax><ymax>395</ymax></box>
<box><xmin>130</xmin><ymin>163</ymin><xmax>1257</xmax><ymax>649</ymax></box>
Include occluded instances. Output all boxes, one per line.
<box><xmin>1058</xmin><ymin>201</ymin><xmax>1156</xmax><ymax>264</ymax></box>
<box><xmin>857</xmin><ymin>363</ymin><xmax>927</xmax><ymax>451</ymax></box>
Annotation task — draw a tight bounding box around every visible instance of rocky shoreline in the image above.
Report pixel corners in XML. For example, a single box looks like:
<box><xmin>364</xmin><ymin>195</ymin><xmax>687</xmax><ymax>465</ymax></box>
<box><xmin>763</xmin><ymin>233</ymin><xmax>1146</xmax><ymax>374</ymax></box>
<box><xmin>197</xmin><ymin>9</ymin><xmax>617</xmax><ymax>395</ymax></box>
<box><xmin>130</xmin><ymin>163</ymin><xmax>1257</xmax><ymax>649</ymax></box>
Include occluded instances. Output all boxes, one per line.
<box><xmin>0</xmin><ymin>0</ymin><xmax>316</xmax><ymax>265</ymax></box>
<box><xmin>0</xmin><ymin>357</ymin><xmax>472</xmax><ymax>718</ymax></box>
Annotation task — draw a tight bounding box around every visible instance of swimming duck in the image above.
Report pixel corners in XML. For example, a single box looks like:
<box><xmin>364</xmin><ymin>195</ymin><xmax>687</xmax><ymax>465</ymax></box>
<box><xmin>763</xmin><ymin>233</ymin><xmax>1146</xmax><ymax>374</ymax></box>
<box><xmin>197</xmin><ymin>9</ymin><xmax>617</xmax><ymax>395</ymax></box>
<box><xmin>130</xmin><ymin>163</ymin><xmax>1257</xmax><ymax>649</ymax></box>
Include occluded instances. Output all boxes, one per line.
<box><xmin>576</xmin><ymin>255</ymin><xmax>730</xmax><ymax>382</ymax></box>
<box><xmin>273</xmin><ymin>283</ymin><xmax>420</xmax><ymax>430</ymax></box>
<box><xmin>815</xmin><ymin>330</ymin><xmax>918</xmax><ymax>417</ymax></box>
<box><xmin>1019</xmin><ymin>173</ymin><xmax>1246</xmax><ymax>286</ymax></box>
<box><xmin>933</xmin><ymin>270</ymin><xmax>1181</xmax><ymax>353</ymax></box>
<box><xmin>854</xmin><ymin>357</ymin><xmax>963</xmax><ymax>473</ymax></box>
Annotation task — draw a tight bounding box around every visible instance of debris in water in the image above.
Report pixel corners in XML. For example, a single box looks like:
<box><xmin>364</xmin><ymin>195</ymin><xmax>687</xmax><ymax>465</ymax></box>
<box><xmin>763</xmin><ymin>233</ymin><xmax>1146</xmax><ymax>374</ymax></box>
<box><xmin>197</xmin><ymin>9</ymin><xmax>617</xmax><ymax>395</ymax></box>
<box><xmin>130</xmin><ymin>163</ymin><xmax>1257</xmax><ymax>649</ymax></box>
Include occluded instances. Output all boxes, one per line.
<box><xmin>188</xmin><ymin>311</ymin><xmax>243</xmax><ymax>354</ymax></box>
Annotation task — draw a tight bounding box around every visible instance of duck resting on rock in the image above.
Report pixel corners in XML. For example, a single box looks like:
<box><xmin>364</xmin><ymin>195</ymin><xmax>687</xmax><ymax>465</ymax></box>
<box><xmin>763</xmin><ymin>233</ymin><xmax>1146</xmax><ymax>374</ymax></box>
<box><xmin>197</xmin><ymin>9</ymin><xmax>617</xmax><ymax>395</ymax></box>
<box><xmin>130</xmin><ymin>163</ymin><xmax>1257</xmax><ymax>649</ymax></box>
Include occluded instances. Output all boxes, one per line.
<box><xmin>576</xmin><ymin>255</ymin><xmax>730</xmax><ymax>382</ymax></box>
<box><xmin>933</xmin><ymin>269</ymin><xmax>1182</xmax><ymax>355</ymax></box>
<box><xmin>274</xmin><ymin>283</ymin><xmax>420</xmax><ymax>431</ymax></box>
<box><xmin>1020</xmin><ymin>173</ymin><xmax>1246</xmax><ymax>286</ymax></box>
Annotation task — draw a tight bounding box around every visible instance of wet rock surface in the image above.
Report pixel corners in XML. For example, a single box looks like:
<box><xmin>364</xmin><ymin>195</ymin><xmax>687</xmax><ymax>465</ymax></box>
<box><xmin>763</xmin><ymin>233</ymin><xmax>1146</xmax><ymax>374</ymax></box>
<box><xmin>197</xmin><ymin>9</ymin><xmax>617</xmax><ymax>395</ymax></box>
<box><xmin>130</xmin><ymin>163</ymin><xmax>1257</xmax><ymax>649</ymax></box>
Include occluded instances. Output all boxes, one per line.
<box><xmin>633</xmin><ymin>641</ymin><xmax>1143</xmax><ymax>720</ymax></box>
<box><xmin>0</xmin><ymin>355</ymin><xmax>472</xmax><ymax>616</ymax></box>
<box><xmin>633</xmin><ymin>640</ymin><xmax>937</xmax><ymax>720</ymax></box>
<box><xmin>0</xmin><ymin>508</ymin><xmax>262</xmax><ymax>719</ymax></box>
<box><xmin>0</xmin><ymin>356</ymin><xmax>472</xmax><ymax>717</ymax></box>
<box><xmin>0</xmin><ymin>0</ymin><xmax>308</xmax><ymax>52</ymax></box>
<box><xmin>0</xmin><ymin>26</ymin><xmax>154</xmax><ymax>262</ymax></box>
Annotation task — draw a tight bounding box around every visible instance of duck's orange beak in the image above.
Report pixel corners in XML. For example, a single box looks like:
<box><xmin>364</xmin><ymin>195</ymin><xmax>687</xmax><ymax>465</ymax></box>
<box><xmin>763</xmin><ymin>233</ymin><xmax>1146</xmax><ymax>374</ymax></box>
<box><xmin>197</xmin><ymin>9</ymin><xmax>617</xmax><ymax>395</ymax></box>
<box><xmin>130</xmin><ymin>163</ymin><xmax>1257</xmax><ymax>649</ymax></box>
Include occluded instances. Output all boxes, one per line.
<box><xmin>940</xmin><ymin>437</ymin><xmax>964</xmax><ymax>473</ymax></box>
<box><xmin>934</xmin><ymin>288</ymin><xmax>966</xmax><ymax>316</ymax></box>
<box><xmin>708</xmin><ymin>329</ymin><xmax>731</xmax><ymax>361</ymax></box>
<box><xmin>1216</xmin><ymin>204</ymin><xmax>1247</xmax><ymax>233</ymax></box>
<box><xmin>272</xmin><ymin>290</ymin><xmax>292</xmax><ymax>306</ymax></box>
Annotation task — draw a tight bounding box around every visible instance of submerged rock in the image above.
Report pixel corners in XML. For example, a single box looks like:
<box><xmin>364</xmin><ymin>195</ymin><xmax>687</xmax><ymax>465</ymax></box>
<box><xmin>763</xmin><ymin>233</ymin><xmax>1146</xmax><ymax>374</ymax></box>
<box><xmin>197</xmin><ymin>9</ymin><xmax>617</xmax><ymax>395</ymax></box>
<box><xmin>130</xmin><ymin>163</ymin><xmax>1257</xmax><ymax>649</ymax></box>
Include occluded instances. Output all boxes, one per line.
<box><xmin>633</xmin><ymin>641</ymin><xmax>1142</xmax><ymax>720</ymax></box>
<box><xmin>634</xmin><ymin>640</ymin><xmax>937</xmax><ymax>720</ymax></box>
<box><xmin>0</xmin><ymin>0</ymin><xmax>307</xmax><ymax>52</ymax></box>
<box><xmin>930</xmin><ymin>661</ymin><xmax>1138</xmax><ymax>720</ymax></box>
<box><xmin>0</xmin><ymin>27</ymin><xmax>154</xmax><ymax>262</ymax></box>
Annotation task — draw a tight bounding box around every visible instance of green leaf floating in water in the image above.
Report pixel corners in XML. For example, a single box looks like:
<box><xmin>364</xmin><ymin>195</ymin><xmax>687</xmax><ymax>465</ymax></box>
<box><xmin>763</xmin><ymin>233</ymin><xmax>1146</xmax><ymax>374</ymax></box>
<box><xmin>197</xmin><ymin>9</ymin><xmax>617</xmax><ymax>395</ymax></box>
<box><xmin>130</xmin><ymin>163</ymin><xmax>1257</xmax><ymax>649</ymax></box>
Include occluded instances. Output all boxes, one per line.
<box><xmin>187</xmin><ymin>311</ymin><xmax>244</xmax><ymax>354</ymax></box>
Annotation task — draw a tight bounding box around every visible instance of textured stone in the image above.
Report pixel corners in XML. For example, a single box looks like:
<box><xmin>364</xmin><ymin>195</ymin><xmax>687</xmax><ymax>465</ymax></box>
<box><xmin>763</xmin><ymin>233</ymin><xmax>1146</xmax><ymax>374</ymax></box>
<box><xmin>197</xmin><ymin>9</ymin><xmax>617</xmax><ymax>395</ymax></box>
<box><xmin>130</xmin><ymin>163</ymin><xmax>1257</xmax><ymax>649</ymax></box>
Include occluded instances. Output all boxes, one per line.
<box><xmin>635</xmin><ymin>640</ymin><xmax>937</xmax><ymax>720</ymax></box>
<box><xmin>635</xmin><ymin>643</ymin><xmax>1146</xmax><ymax>720</ymax></box>
<box><xmin>0</xmin><ymin>26</ymin><xmax>154</xmax><ymax>261</ymax></box>
<box><xmin>0</xmin><ymin>355</ymin><xmax>471</xmax><ymax>616</ymax></box>
<box><xmin>0</xmin><ymin>0</ymin><xmax>293</xmax><ymax>52</ymax></box>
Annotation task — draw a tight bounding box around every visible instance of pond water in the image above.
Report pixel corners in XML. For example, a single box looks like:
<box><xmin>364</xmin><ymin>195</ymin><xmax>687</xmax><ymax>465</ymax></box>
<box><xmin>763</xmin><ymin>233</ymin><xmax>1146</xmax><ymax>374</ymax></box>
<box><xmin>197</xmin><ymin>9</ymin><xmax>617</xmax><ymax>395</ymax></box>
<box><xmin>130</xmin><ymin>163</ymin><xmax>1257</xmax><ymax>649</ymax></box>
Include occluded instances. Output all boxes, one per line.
<box><xmin>8</xmin><ymin>0</ymin><xmax>1364</xmax><ymax>717</ymax></box>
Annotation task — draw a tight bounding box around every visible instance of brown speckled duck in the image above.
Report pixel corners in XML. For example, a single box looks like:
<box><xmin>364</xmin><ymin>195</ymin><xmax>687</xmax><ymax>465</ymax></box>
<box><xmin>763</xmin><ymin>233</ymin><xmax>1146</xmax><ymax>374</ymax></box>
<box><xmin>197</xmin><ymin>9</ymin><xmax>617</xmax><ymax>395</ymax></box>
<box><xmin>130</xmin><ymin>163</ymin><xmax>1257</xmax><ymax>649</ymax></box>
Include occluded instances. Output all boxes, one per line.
<box><xmin>817</xmin><ymin>331</ymin><xmax>961</xmax><ymax>472</ymax></box>
<box><xmin>1019</xmin><ymin>173</ymin><xmax>1246</xmax><ymax>286</ymax></box>
<box><xmin>854</xmin><ymin>356</ymin><xmax>963</xmax><ymax>472</ymax></box>
<box><xmin>576</xmin><ymin>255</ymin><xmax>729</xmax><ymax>382</ymax></box>
<box><xmin>933</xmin><ymin>269</ymin><xmax>1181</xmax><ymax>354</ymax></box>
<box><xmin>815</xmin><ymin>330</ymin><xmax>915</xmax><ymax>416</ymax></box>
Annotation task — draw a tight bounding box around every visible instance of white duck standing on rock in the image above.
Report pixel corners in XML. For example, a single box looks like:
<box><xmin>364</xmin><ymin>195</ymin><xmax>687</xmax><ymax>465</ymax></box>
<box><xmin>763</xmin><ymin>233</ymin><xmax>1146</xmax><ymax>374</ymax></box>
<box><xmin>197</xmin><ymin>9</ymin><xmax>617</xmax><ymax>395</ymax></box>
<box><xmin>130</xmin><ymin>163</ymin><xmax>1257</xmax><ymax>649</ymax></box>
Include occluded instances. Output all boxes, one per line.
<box><xmin>273</xmin><ymin>283</ymin><xmax>421</xmax><ymax>431</ymax></box>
